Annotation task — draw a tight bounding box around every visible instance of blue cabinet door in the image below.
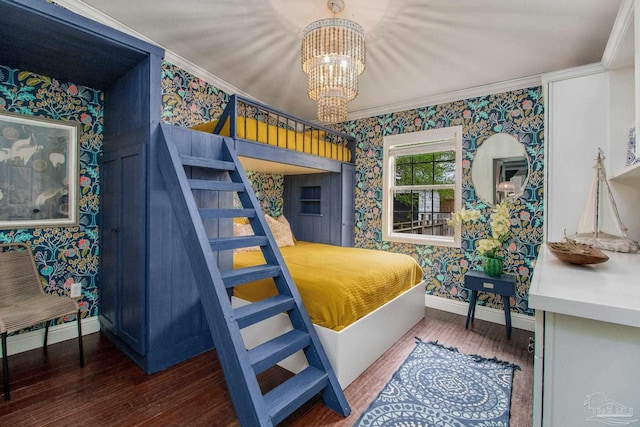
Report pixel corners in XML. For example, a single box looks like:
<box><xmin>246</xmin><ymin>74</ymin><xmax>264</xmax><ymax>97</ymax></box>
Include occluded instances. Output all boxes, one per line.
<box><xmin>100</xmin><ymin>144</ymin><xmax>147</xmax><ymax>355</ymax></box>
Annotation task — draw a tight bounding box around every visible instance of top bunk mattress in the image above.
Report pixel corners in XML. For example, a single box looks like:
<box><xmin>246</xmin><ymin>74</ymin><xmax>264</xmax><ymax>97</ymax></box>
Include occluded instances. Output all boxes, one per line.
<box><xmin>191</xmin><ymin>94</ymin><xmax>354</xmax><ymax>165</ymax></box>
<box><xmin>192</xmin><ymin>117</ymin><xmax>352</xmax><ymax>162</ymax></box>
<box><xmin>233</xmin><ymin>241</ymin><xmax>424</xmax><ymax>331</ymax></box>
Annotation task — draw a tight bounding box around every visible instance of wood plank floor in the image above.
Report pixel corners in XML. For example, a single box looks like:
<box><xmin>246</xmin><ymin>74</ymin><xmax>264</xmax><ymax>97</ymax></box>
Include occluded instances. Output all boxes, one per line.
<box><xmin>0</xmin><ymin>308</ymin><xmax>534</xmax><ymax>426</ymax></box>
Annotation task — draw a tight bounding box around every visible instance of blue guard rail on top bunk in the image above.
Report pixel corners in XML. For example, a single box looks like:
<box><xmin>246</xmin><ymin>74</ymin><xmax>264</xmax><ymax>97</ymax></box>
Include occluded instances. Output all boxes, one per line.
<box><xmin>192</xmin><ymin>95</ymin><xmax>356</xmax><ymax>173</ymax></box>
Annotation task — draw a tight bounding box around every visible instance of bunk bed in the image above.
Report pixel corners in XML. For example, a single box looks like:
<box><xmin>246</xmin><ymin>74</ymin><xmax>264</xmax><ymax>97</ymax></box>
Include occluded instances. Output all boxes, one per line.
<box><xmin>194</xmin><ymin>95</ymin><xmax>426</xmax><ymax>388</ymax></box>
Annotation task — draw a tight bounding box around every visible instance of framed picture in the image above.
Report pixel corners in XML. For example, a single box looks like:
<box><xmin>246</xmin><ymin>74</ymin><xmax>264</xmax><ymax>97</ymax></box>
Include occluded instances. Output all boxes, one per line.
<box><xmin>0</xmin><ymin>111</ymin><xmax>79</xmax><ymax>229</ymax></box>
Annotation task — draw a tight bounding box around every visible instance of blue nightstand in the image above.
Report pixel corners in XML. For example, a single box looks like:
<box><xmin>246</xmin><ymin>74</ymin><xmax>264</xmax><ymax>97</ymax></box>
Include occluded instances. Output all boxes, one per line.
<box><xmin>464</xmin><ymin>270</ymin><xmax>516</xmax><ymax>339</ymax></box>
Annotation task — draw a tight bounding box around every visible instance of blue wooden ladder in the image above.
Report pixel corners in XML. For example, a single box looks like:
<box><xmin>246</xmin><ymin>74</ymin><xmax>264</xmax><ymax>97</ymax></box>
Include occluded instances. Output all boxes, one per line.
<box><xmin>157</xmin><ymin>124</ymin><xmax>350</xmax><ymax>426</ymax></box>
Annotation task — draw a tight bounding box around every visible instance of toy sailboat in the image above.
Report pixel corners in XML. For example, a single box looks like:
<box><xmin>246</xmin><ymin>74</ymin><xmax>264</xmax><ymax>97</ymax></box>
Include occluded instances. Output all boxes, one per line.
<box><xmin>569</xmin><ymin>149</ymin><xmax>640</xmax><ymax>253</ymax></box>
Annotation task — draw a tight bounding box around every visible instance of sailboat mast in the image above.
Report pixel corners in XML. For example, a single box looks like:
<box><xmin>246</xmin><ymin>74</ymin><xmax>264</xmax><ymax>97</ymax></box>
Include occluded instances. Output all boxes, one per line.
<box><xmin>594</xmin><ymin>150</ymin><xmax>602</xmax><ymax>239</ymax></box>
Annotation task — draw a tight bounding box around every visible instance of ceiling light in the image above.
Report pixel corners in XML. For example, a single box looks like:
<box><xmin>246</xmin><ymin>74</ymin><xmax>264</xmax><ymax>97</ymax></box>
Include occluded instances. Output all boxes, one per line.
<box><xmin>301</xmin><ymin>0</ymin><xmax>366</xmax><ymax>123</ymax></box>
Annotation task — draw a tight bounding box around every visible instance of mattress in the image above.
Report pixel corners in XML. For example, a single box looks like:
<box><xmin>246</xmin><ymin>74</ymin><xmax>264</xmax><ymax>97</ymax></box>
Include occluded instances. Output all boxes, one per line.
<box><xmin>233</xmin><ymin>241</ymin><xmax>424</xmax><ymax>331</ymax></box>
<box><xmin>191</xmin><ymin>117</ymin><xmax>351</xmax><ymax>162</ymax></box>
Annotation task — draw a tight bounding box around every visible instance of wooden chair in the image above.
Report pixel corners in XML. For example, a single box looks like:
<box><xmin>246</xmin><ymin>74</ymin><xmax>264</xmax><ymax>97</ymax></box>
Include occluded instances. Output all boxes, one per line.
<box><xmin>0</xmin><ymin>243</ymin><xmax>84</xmax><ymax>400</ymax></box>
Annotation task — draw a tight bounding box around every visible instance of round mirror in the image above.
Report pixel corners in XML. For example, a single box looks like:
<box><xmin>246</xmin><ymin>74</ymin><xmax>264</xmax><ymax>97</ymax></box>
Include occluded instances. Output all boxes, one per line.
<box><xmin>471</xmin><ymin>133</ymin><xmax>529</xmax><ymax>205</ymax></box>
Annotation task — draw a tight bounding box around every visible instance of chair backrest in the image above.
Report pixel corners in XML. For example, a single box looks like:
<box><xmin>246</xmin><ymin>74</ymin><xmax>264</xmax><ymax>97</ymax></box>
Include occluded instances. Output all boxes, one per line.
<box><xmin>0</xmin><ymin>243</ymin><xmax>46</xmax><ymax>300</ymax></box>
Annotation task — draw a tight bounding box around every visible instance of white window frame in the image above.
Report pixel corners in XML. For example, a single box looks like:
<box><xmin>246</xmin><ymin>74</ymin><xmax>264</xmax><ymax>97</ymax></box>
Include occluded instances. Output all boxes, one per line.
<box><xmin>382</xmin><ymin>126</ymin><xmax>463</xmax><ymax>247</ymax></box>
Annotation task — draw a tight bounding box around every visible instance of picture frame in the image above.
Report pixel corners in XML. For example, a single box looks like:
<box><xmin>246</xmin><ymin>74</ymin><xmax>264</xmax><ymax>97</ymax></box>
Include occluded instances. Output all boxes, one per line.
<box><xmin>0</xmin><ymin>111</ymin><xmax>79</xmax><ymax>229</ymax></box>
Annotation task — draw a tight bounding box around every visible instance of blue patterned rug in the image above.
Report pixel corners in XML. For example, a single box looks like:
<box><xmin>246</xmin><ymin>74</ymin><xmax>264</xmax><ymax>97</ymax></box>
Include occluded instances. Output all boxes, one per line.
<box><xmin>353</xmin><ymin>339</ymin><xmax>520</xmax><ymax>427</ymax></box>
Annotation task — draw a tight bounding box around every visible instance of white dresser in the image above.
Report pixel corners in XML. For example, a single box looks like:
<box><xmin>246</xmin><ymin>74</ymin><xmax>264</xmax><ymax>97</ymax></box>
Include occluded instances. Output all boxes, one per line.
<box><xmin>529</xmin><ymin>245</ymin><xmax>640</xmax><ymax>426</ymax></box>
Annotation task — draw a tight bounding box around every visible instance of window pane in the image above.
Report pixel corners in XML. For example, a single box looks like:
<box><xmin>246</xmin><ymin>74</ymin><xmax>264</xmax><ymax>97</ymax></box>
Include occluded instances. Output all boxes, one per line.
<box><xmin>394</xmin><ymin>154</ymin><xmax>434</xmax><ymax>185</ymax></box>
<box><xmin>414</xmin><ymin>152</ymin><xmax>435</xmax><ymax>162</ymax></box>
<box><xmin>434</xmin><ymin>159</ymin><xmax>455</xmax><ymax>185</ymax></box>
<box><xmin>434</xmin><ymin>151</ymin><xmax>456</xmax><ymax>161</ymax></box>
<box><xmin>391</xmin><ymin>191</ymin><xmax>418</xmax><ymax>233</ymax></box>
<box><xmin>394</xmin><ymin>151</ymin><xmax>456</xmax><ymax>186</ymax></box>
<box><xmin>391</xmin><ymin>188</ymin><xmax>455</xmax><ymax>236</ymax></box>
<box><xmin>394</xmin><ymin>162</ymin><xmax>412</xmax><ymax>185</ymax></box>
<box><xmin>411</xmin><ymin>156</ymin><xmax>434</xmax><ymax>186</ymax></box>
<box><xmin>395</xmin><ymin>155</ymin><xmax>412</xmax><ymax>165</ymax></box>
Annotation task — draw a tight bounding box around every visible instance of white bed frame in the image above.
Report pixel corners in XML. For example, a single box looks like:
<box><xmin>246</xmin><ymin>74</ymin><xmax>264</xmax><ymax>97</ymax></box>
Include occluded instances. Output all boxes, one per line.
<box><xmin>232</xmin><ymin>280</ymin><xmax>425</xmax><ymax>389</ymax></box>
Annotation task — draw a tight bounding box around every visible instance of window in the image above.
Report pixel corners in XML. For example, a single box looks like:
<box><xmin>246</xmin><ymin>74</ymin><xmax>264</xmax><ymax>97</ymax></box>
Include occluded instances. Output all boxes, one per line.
<box><xmin>382</xmin><ymin>126</ymin><xmax>462</xmax><ymax>247</ymax></box>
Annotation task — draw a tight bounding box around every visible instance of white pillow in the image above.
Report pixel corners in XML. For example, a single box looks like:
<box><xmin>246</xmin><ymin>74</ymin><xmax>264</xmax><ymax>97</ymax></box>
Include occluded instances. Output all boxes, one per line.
<box><xmin>276</xmin><ymin>214</ymin><xmax>296</xmax><ymax>242</ymax></box>
<box><xmin>232</xmin><ymin>222</ymin><xmax>259</xmax><ymax>252</ymax></box>
<box><xmin>265</xmin><ymin>214</ymin><xmax>295</xmax><ymax>248</ymax></box>
<box><xmin>233</xmin><ymin>216</ymin><xmax>295</xmax><ymax>251</ymax></box>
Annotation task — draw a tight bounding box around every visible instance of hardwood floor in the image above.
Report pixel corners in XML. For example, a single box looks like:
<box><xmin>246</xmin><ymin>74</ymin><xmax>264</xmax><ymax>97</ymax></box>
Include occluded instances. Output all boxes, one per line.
<box><xmin>0</xmin><ymin>309</ymin><xmax>534</xmax><ymax>426</ymax></box>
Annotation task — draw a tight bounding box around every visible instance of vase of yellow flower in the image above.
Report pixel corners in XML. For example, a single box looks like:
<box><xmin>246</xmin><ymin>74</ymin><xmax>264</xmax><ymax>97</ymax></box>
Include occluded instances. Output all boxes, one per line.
<box><xmin>449</xmin><ymin>200</ymin><xmax>512</xmax><ymax>277</ymax></box>
<box><xmin>482</xmin><ymin>256</ymin><xmax>503</xmax><ymax>277</ymax></box>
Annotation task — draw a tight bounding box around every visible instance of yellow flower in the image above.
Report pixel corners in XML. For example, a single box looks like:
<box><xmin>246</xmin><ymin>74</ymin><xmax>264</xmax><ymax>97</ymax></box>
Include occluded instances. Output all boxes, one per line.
<box><xmin>467</xmin><ymin>209</ymin><xmax>481</xmax><ymax>222</ymax></box>
<box><xmin>447</xmin><ymin>207</ymin><xmax>481</xmax><ymax>226</ymax></box>
<box><xmin>477</xmin><ymin>238</ymin><xmax>501</xmax><ymax>256</ymax></box>
<box><xmin>491</xmin><ymin>218</ymin><xmax>509</xmax><ymax>239</ymax></box>
<box><xmin>449</xmin><ymin>199</ymin><xmax>513</xmax><ymax>258</ymax></box>
<box><xmin>494</xmin><ymin>202</ymin><xmax>510</xmax><ymax>218</ymax></box>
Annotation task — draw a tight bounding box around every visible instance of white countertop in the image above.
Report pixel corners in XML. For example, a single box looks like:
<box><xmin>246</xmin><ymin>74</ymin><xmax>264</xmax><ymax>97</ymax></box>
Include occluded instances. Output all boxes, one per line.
<box><xmin>529</xmin><ymin>244</ymin><xmax>640</xmax><ymax>328</ymax></box>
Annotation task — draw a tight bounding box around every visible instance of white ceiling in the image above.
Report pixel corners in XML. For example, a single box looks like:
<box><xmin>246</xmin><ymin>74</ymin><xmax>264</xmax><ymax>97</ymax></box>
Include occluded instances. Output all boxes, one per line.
<box><xmin>59</xmin><ymin>0</ymin><xmax>624</xmax><ymax>123</ymax></box>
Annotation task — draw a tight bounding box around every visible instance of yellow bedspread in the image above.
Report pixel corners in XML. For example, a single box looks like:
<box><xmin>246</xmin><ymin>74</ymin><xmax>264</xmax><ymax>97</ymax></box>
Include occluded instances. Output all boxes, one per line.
<box><xmin>233</xmin><ymin>241</ymin><xmax>423</xmax><ymax>331</ymax></box>
<box><xmin>191</xmin><ymin>117</ymin><xmax>351</xmax><ymax>162</ymax></box>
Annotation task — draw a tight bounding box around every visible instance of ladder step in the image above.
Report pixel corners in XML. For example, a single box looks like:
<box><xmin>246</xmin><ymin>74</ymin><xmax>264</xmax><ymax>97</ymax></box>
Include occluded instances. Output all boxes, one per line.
<box><xmin>199</xmin><ymin>208</ymin><xmax>256</xmax><ymax>220</ymax></box>
<box><xmin>220</xmin><ymin>264</ymin><xmax>281</xmax><ymax>288</ymax></box>
<box><xmin>209</xmin><ymin>236</ymin><xmax>267</xmax><ymax>251</ymax></box>
<box><xmin>234</xmin><ymin>294</ymin><xmax>296</xmax><ymax>329</ymax></box>
<box><xmin>264</xmin><ymin>366</ymin><xmax>329</xmax><ymax>425</ymax></box>
<box><xmin>188</xmin><ymin>179</ymin><xmax>245</xmax><ymax>192</ymax></box>
<box><xmin>180</xmin><ymin>154</ymin><xmax>236</xmax><ymax>171</ymax></box>
<box><xmin>248</xmin><ymin>330</ymin><xmax>311</xmax><ymax>375</ymax></box>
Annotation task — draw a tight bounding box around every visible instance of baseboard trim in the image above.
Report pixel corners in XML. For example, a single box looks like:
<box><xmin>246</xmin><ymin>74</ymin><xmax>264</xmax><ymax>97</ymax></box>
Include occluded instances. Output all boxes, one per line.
<box><xmin>425</xmin><ymin>294</ymin><xmax>535</xmax><ymax>332</ymax></box>
<box><xmin>2</xmin><ymin>317</ymin><xmax>101</xmax><ymax>357</ymax></box>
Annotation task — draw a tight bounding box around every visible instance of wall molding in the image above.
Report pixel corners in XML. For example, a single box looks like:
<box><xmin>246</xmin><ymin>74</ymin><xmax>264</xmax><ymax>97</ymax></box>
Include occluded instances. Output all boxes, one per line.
<box><xmin>163</xmin><ymin>53</ymin><xmax>255</xmax><ymax>102</ymax></box>
<box><xmin>601</xmin><ymin>0</ymin><xmax>635</xmax><ymax>70</ymax></box>
<box><xmin>541</xmin><ymin>63</ymin><xmax>607</xmax><ymax>86</ymax></box>
<box><xmin>1</xmin><ymin>317</ymin><xmax>100</xmax><ymax>358</ymax></box>
<box><xmin>348</xmin><ymin>74</ymin><xmax>543</xmax><ymax>121</ymax></box>
<box><xmin>425</xmin><ymin>294</ymin><xmax>536</xmax><ymax>332</ymax></box>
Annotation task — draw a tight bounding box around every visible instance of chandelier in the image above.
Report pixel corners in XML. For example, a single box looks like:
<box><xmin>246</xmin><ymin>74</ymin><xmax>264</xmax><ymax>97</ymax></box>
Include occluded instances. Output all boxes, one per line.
<box><xmin>301</xmin><ymin>0</ymin><xmax>366</xmax><ymax>123</ymax></box>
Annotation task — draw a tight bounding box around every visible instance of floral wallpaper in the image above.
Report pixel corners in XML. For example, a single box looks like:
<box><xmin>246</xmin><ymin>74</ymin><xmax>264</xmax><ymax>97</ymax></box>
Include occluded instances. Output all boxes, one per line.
<box><xmin>161</xmin><ymin>62</ymin><xmax>228</xmax><ymax>127</ymax></box>
<box><xmin>161</xmin><ymin>61</ymin><xmax>545</xmax><ymax>316</ymax></box>
<box><xmin>339</xmin><ymin>88</ymin><xmax>545</xmax><ymax>315</ymax></box>
<box><xmin>0</xmin><ymin>65</ymin><xmax>103</xmax><ymax>324</ymax></box>
<box><xmin>245</xmin><ymin>171</ymin><xmax>284</xmax><ymax>218</ymax></box>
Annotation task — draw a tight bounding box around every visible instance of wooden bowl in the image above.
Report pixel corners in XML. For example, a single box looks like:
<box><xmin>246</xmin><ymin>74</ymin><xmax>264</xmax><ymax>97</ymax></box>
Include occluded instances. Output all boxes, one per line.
<box><xmin>547</xmin><ymin>241</ymin><xmax>609</xmax><ymax>265</ymax></box>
